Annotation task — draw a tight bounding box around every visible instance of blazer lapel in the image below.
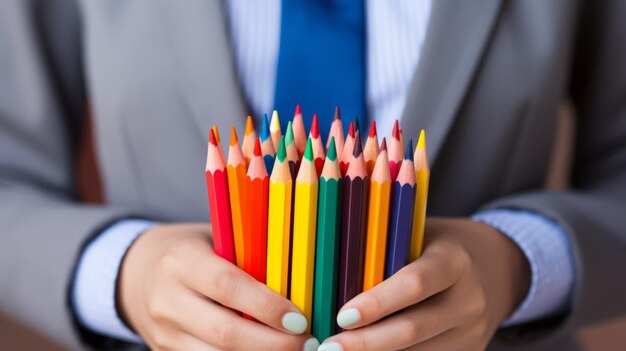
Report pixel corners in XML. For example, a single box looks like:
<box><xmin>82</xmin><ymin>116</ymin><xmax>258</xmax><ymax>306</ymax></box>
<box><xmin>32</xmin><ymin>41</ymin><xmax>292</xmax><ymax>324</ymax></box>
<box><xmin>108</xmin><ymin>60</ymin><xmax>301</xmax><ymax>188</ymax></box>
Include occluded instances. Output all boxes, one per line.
<box><xmin>160</xmin><ymin>0</ymin><xmax>248</xmax><ymax>144</ymax></box>
<box><xmin>402</xmin><ymin>0</ymin><xmax>504</xmax><ymax>165</ymax></box>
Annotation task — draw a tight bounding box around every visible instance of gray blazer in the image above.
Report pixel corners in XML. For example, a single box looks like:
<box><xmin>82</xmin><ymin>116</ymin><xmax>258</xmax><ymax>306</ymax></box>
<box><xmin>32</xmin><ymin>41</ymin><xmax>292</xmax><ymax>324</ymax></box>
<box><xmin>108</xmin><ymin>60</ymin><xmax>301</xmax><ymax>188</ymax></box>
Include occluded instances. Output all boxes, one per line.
<box><xmin>1</xmin><ymin>0</ymin><xmax>625</xmax><ymax>350</ymax></box>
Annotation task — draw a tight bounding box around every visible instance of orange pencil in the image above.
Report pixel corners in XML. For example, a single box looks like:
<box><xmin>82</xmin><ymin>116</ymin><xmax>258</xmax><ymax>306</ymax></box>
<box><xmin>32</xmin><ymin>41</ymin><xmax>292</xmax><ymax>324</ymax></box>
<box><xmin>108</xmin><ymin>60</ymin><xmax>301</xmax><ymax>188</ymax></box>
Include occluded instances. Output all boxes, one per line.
<box><xmin>326</xmin><ymin>106</ymin><xmax>345</xmax><ymax>155</ymax></box>
<box><xmin>292</xmin><ymin>104</ymin><xmax>308</xmax><ymax>157</ymax></box>
<box><xmin>226</xmin><ymin>128</ymin><xmax>247</xmax><ymax>269</ymax></box>
<box><xmin>212</xmin><ymin>125</ymin><xmax>226</xmax><ymax>163</ymax></box>
<box><xmin>340</xmin><ymin>122</ymin><xmax>356</xmax><ymax>176</ymax></box>
<box><xmin>244</xmin><ymin>138</ymin><xmax>269</xmax><ymax>283</ymax></box>
<box><xmin>363</xmin><ymin>121</ymin><xmax>379</xmax><ymax>176</ymax></box>
<box><xmin>363</xmin><ymin>138</ymin><xmax>391</xmax><ymax>290</ymax></box>
<box><xmin>310</xmin><ymin>113</ymin><xmax>326</xmax><ymax>177</ymax></box>
<box><xmin>388</xmin><ymin>120</ymin><xmax>404</xmax><ymax>181</ymax></box>
<box><xmin>242</xmin><ymin>115</ymin><xmax>257</xmax><ymax>165</ymax></box>
<box><xmin>206</xmin><ymin>130</ymin><xmax>236</xmax><ymax>264</ymax></box>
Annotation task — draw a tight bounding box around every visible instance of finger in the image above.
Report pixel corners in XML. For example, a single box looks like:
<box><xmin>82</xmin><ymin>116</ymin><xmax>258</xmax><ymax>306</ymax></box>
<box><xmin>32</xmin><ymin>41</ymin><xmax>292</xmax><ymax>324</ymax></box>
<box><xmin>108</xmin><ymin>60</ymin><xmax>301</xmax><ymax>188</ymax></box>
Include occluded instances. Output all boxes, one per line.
<box><xmin>320</xmin><ymin>291</ymin><xmax>469</xmax><ymax>351</ymax></box>
<box><xmin>401</xmin><ymin>325</ymin><xmax>486</xmax><ymax>351</ymax></box>
<box><xmin>336</xmin><ymin>242</ymin><xmax>467</xmax><ymax>329</ymax></box>
<box><xmin>173</xmin><ymin>292</ymin><xmax>319</xmax><ymax>351</ymax></box>
<box><xmin>178</xmin><ymin>245</ymin><xmax>310</xmax><ymax>334</ymax></box>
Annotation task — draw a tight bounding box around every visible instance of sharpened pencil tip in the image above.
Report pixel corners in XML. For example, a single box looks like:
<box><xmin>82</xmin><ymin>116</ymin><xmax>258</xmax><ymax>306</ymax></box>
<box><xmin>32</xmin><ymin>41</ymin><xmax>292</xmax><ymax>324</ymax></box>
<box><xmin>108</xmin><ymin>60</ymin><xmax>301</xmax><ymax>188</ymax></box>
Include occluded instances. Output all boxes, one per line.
<box><xmin>253</xmin><ymin>137</ymin><xmax>262</xmax><ymax>156</ymax></box>
<box><xmin>380</xmin><ymin>137</ymin><xmax>387</xmax><ymax>152</ymax></box>
<box><xmin>285</xmin><ymin>121</ymin><xmax>294</xmax><ymax>145</ymax></box>
<box><xmin>277</xmin><ymin>136</ymin><xmax>287</xmax><ymax>161</ymax></box>
<box><xmin>230</xmin><ymin>127</ymin><xmax>238</xmax><ymax>145</ymax></box>
<box><xmin>295</xmin><ymin>104</ymin><xmax>301</xmax><ymax>116</ymax></box>
<box><xmin>347</xmin><ymin>122</ymin><xmax>355</xmax><ymax>138</ymax></box>
<box><xmin>209</xmin><ymin>129</ymin><xmax>217</xmax><ymax>146</ymax></box>
<box><xmin>304</xmin><ymin>137</ymin><xmax>314</xmax><ymax>161</ymax></box>
<box><xmin>261</xmin><ymin>113</ymin><xmax>270</xmax><ymax>141</ymax></box>
<box><xmin>327</xmin><ymin>137</ymin><xmax>337</xmax><ymax>161</ymax></box>
<box><xmin>368</xmin><ymin>120</ymin><xmax>377</xmax><ymax>138</ymax></box>
<box><xmin>245</xmin><ymin>115</ymin><xmax>255</xmax><ymax>135</ymax></box>
<box><xmin>212</xmin><ymin>125</ymin><xmax>221</xmax><ymax>142</ymax></box>
<box><xmin>418</xmin><ymin>129</ymin><xmax>427</xmax><ymax>149</ymax></box>
<box><xmin>352</xmin><ymin>133</ymin><xmax>363</xmax><ymax>157</ymax></box>
<box><xmin>353</xmin><ymin>116</ymin><xmax>360</xmax><ymax>133</ymax></box>
<box><xmin>405</xmin><ymin>139</ymin><xmax>414</xmax><ymax>160</ymax></box>
<box><xmin>392</xmin><ymin>120</ymin><xmax>400</xmax><ymax>140</ymax></box>
<box><xmin>310</xmin><ymin>114</ymin><xmax>320</xmax><ymax>138</ymax></box>
<box><xmin>334</xmin><ymin>106</ymin><xmax>341</xmax><ymax>120</ymax></box>
<box><xmin>270</xmin><ymin>110</ymin><xmax>281</xmax><ymax>131</ymax></box>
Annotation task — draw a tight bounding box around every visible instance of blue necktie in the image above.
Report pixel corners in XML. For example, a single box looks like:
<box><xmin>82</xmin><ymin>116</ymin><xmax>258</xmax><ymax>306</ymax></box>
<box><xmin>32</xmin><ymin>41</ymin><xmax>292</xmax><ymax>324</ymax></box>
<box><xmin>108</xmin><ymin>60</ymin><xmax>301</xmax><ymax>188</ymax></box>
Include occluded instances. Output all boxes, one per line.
<box><xmin>274</xmin><ymin>0</ymin><xmax>366</xmax><ymax>141</ymax></box>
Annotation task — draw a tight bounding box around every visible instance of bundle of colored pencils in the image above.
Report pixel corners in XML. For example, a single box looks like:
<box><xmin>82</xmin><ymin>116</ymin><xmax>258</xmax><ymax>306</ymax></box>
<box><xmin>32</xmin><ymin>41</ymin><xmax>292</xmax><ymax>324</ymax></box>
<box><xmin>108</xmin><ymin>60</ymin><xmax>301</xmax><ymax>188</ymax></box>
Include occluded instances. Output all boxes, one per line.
<box><xmin>205</xmin><ymin>106</ymin><xmax>430</xmax><ymax>341</ymax></box>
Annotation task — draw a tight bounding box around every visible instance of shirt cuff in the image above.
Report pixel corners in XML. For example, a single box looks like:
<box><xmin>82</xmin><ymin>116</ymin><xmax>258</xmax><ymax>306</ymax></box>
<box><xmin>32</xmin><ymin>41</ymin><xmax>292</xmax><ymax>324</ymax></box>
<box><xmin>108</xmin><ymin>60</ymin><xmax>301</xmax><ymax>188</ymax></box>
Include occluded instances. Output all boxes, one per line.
<box><xmin>72</xmin><ymin>219</ymin><xmax>158</xmax><ymax>343</ymax></box>
<box><xmin>472</xmin><ymin>209</ymin><xmax>575</xmax><ymax>327</ymax></box>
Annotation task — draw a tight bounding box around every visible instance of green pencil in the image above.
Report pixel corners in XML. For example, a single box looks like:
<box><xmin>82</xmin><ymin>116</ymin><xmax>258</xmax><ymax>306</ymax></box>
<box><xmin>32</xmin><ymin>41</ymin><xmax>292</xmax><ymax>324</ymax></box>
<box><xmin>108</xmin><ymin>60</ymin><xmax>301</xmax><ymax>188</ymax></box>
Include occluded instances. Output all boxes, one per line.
<box><xmin>313</xmin><ymin>138</ymin><xmax>342</xmax><ymax>340</ymax></box>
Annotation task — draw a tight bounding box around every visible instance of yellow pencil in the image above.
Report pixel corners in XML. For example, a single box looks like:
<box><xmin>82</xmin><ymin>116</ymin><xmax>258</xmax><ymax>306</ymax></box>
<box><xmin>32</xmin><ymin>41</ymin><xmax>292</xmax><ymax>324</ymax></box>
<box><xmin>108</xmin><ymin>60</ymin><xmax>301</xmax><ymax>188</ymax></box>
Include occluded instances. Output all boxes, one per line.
<box><xmin>266</xmin><ymin>137</ymin><xmax>293</xmax><ymax>297</ymax></box>
<box><xmin>363</xmin><ymin>138</ymin><xmax>391</xmax><ymax>290</ymax></box>
<box><xmin>226</xmin><ymin>128</ymin><xmax>247</xmax><ymax>269</ymax></box>
<box><xmin>410</xmin><ymin>130</ymin><xmax>430</xmax><ymax>260</ymax></box>
<box><xmin>291</xmin><ymin>138</ymin><xmax>319</xmax><ymax>331</ymax></box>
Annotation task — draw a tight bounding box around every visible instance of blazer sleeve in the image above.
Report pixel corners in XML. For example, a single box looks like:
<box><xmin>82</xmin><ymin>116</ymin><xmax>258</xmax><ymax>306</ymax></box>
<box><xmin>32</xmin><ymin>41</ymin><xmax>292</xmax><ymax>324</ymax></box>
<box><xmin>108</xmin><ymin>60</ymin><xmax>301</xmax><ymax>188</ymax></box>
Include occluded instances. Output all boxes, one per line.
<box><xmin>485</xmin><ymin>1</ymin><xmax>626</xmax><ymax>346</ymax></box>
<box><xmin>0</xmin><ymin>1</ymin><xmax>139</xmax><ymax>349</ymax></box>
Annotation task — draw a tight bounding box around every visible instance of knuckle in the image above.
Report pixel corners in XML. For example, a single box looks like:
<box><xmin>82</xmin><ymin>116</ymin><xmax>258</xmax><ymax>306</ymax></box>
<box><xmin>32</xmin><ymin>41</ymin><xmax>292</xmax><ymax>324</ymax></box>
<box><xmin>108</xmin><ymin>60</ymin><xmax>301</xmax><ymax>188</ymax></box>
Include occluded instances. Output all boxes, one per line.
<box><xmin>404</xmin><ymin>269</ymin><xmax>426</xmax><ymax>299</ymax></box>
<box><xmin>213</xmin><ymin>320</ymin><xmax>239</xmax><ymax>350</ymax></box>
<box><xmin>211</xmin><ymin>268</ymin><xmax>239</xmax><ymax>304</ymax></box>
<box><xmin>361</xmin><ymin>291</ymin><xmax>384</xmax><ymax>316</ymax></box>
<box><xmin>159</xmin><ymin>253</ymin><xmax>180</xmax><ymax>277</ymax></box>
<box><xmin>397</xmin><ymin>319</ymin><xmax>421</xmax><ymax>345</ymax></box>
<box><xmin>469</xmin><ymin>289</ymin><xmax>488</xmax><ymax>317</ymax></box>
<box><xmin>258</xmin><ymin>292</ymin><xmax>281</xmax><ymax>319</ymax></box>
<box><xmin>147</xmin><ymin>294</ymin><xmax>169</xmax><ymax>322</ymax></box>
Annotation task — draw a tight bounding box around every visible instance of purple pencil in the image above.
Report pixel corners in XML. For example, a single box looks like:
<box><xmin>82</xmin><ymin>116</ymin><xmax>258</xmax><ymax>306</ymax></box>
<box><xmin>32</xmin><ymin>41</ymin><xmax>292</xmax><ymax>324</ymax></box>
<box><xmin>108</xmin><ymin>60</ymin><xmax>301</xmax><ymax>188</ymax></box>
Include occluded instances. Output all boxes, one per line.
<box><xmin>338</xmin><ymin>136</ymin><xmax>370</xmax><ymax>315</ymax></box>
<box><xmin>385</xmin><ymin>140</ymin><xmax>416</xmax><ymax>278</ymax></box>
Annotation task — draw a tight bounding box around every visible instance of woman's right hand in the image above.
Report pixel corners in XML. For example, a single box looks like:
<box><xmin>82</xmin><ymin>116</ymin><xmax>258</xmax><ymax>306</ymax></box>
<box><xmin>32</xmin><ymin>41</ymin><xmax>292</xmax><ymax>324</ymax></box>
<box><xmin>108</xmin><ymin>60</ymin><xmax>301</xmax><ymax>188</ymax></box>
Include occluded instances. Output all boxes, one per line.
<box><xmin>118</xmin><ymin>223</ymin><xmax>319</xmax><ymax>351</ymax></box>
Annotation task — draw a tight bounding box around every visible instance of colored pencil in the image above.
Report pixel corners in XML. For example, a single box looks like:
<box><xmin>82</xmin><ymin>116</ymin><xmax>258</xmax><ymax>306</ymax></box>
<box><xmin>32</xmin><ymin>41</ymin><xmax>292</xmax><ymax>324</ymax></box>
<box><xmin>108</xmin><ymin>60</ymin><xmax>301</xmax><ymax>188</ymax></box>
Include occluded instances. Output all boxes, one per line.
<box><xmin>266</xmin><ymin>137</ymin><xmax>293</xmax><ymax>297</ymax></box>
<box><xmin>212</xmin><ymin>125</ymin><xmax>226</xmax><ymax>164</ymax></box>
<box><xmin>363</xmin><ymin>139</ymin><xmax>391</xmax><ymax>290</ymax></box>
<box><xmin>270</xmin><ymin>110</ymin><xmax>282</xmax><ymax>152</ymax></box>
<box><xmin>313</xmin><ymin>138</ymin><xmax>342</xmax><ymax>341</ymax></box>
<box><xmin>339</xmin><ymin>122</ymin><xmax>356</xmax><ymax>176</ymax></box>
<box><xmin>292</xmin><ymin>104</ymin><xmax>307</xmax><ymax>157</ymax></box>
<box><xmin>285</xmin><ymin>121</ymin><xmax>300</xmax><ymax>178</ymax></box>
<box><xmin>242</xmin><ymin>115</ymin><xmax>256</xmax><ymax>165</ymax></box>
<box><xmin>385</xmin><ymin>140</ymin><xmax>416</xmax><ymax>278</ymax></box>
<box><xmin>226</xmin><ymin>128</ymin><xmax>247</xmax><ymax>269</ymax></box>
<box><xmin>338</xmin><ymin>136</ymin><xmax>370</xmax><ymax>311</ymax></box>
<box><xmin>352</xmin><ymin>115</ymin><xmax>360</xmax><ymax>135</ymax></box>
<box><xmin>411</xmin><ymin>130</ymin><xmax>430</xmax><ymax>260</ymax></box>
<box><xmin>291</xmin><ymin>138</ymin><xmax>319</xmax><ymax>331</ymax></box>
<box><xmin>260</xmin><ymin>113</ymin><xmax>276</xmax><ymax>174</ymax></box>
<box><xmin>363</xmin><ymin>120</ymin><xmax>379</xmax><ymax>176</ymax></box>
<box><xmin>206</xmin><ymin>129</ymin><xmax>236</xmax><ymax>264</ymax></box>
<box><xmin>399</xmin><ymin>127</ymin><xmax>405</xmax><ymax>152</ymax></box>
<box><xmin>326</xmin><ymin>106</ymin><xmax>345</xmax><ymax>156</ymax></box>
<box><xmin>310</xmin><ymin>113</ymin><xmax>326</xmax><ymax>177</ymax></box>
<box><xmin>388</xmin><ymin>120</ymin><xmax>404</xmax><ymax>181</ymax></box>
<box><xmin>243</xmin><ymin>138</ymin><xmax>269</xmax><ymax>283</ymax></box>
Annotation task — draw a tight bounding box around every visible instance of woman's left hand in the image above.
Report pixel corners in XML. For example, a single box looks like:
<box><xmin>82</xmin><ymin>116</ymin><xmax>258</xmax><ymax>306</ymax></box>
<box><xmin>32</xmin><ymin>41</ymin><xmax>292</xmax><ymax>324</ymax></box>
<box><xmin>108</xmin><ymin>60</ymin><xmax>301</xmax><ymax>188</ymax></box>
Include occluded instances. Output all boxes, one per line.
<box><xmin>319</xmin><ymin>217</ymin><xmax>531</xmax><ymax>351</ymax></box>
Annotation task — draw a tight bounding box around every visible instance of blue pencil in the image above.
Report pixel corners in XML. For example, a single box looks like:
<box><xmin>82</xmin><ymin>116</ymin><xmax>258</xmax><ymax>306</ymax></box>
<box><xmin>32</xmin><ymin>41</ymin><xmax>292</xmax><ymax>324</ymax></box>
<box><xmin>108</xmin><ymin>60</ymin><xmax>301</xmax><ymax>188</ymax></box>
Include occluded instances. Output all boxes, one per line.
<box><xmin>385</xmin><ymin>139</ymin><xmax>417</xmax><ymax>278</ymax></box>
<box><xmin>260</xmin><ymin>113</ymin><xmax>276</xmax><ymax>174</ymax></box>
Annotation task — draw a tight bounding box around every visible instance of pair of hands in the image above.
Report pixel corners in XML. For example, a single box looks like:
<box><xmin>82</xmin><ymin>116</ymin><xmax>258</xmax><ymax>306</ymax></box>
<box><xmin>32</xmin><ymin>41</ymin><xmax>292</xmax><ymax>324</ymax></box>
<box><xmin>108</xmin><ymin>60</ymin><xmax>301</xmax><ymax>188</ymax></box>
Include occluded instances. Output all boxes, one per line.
<box><xmin>118</xmin><ymin>218</ymin><xmax>529</xmax><ymax>351</ymax></box>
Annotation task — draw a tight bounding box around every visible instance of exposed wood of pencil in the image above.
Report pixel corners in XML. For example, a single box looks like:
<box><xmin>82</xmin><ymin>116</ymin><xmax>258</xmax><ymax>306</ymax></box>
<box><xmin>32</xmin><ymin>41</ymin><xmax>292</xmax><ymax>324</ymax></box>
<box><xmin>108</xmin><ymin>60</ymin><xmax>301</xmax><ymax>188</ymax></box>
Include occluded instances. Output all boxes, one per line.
<box><xmin>310</xmin><ymin>113</ymin><xmax>326</xmax><ymax>177</ymax></box>
<box><xmin>242</xmin><ymin>115</ymin><xmax>257</xmax><ymax>165</ymax></box>
<box><xmin>266</xmin><ymin>137</ymin><xmax>293</xmax><ymax>297</ymax></box>
<box><xmin>411</xmin><ymin>130</ymin><xmax>430</xmax><ymax>260</ymax></box>
<box><xmin>291</xmin><ymin>139</ymin><xmax>319</xmax><ymax>332</ymax></box>
<box><xmin>363</xmin><ymin>148</ymin><xmax>391</xmax><ymax>291</ymax></box>
<box><xmin>226</xmin><ymin>128</ymin><xmax>247</xmax><ymax>268</ymax></box>
<box><xmin>212</xmin><ymin>125</ymin><xmax>226</xmax><ymax>164</ymax></box>
<box><xmin>326</xmin><ymin>106</ymin><xmax>345</xmax><ymax>155</ymax></box>
<box><xmin>340</xmin><ymin>123</ymin><xmax>356</xmax><ymax>176</ymax></box>
<box><xmin>363</xmin><ymin>120</ymin><xmax>379</xmax><ymax>176</ymax></box>
<box><xmin>206</xmin><ymin>129</ymin><xmax>236</xmax><ymax>264</ymax></box>
<box><xmin>313</xmin><ymin>138</ymin><xmax>342</xmax><ymax>341</ymax></box>
<box><xmin>388</xmin><ymin>120</ymin><xmax>404</xmax><ymax>181</ymax></box>
<box><xmin>337</xmin><ymin>137</ymin><xmax>369</xmax><ymax>314</ymax></box>
<box><xmin>292</xmin><ymin>104</ymin><xmax>307</xmax><ymax>157</ymax></box>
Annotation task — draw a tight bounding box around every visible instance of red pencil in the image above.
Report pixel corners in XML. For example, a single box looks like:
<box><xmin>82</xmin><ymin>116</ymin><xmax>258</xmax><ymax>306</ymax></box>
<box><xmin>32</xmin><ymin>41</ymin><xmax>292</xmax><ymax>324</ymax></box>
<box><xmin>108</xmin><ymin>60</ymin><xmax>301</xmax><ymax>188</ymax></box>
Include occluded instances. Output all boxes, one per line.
<box><xmin>244</xmin><ymin>138</ymin><xmax>269</xmax><ymax>283</ymax></box>
<box><xmin>388</xmin><ymin>120</ymin><xmax>404</xmax><ymax>181</ymax></box>
<box><xmin>340</xmin><ymin>122</ymin><xmax>356</xmax><ymax>176</ymax></box>
<box><xmin>206</xmin><ymin>129</ymin><xmax>236</xmax><ymax>264</ymax></box>
<box><xmin>310</xmin><ymin>113</ymin><xmax>326</xmax><ymax>177</ymax></box>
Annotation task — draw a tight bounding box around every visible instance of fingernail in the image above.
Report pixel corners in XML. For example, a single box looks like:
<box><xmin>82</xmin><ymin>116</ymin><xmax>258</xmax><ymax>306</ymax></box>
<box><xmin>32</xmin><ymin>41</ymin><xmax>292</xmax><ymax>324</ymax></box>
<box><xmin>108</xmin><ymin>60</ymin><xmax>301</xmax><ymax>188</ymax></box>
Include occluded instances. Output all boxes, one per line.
<box><xmin>318</xmin><ymin>341</ymin><xmax>343</xmax><ymax>351</ymax></box>
<box><xmin>303</xmin><ymin>337</ymin><xmax>320</xmax><ymax>351</ymax></box>
<box><xmin>337</xmin><ymin>308</ymin><xmax>361</xmax><ymax>329</ymax></box>
<box><xmin>282</xmin><ymin>312</ymin><xmax>308</xmax><ymax>334</ymax></box>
